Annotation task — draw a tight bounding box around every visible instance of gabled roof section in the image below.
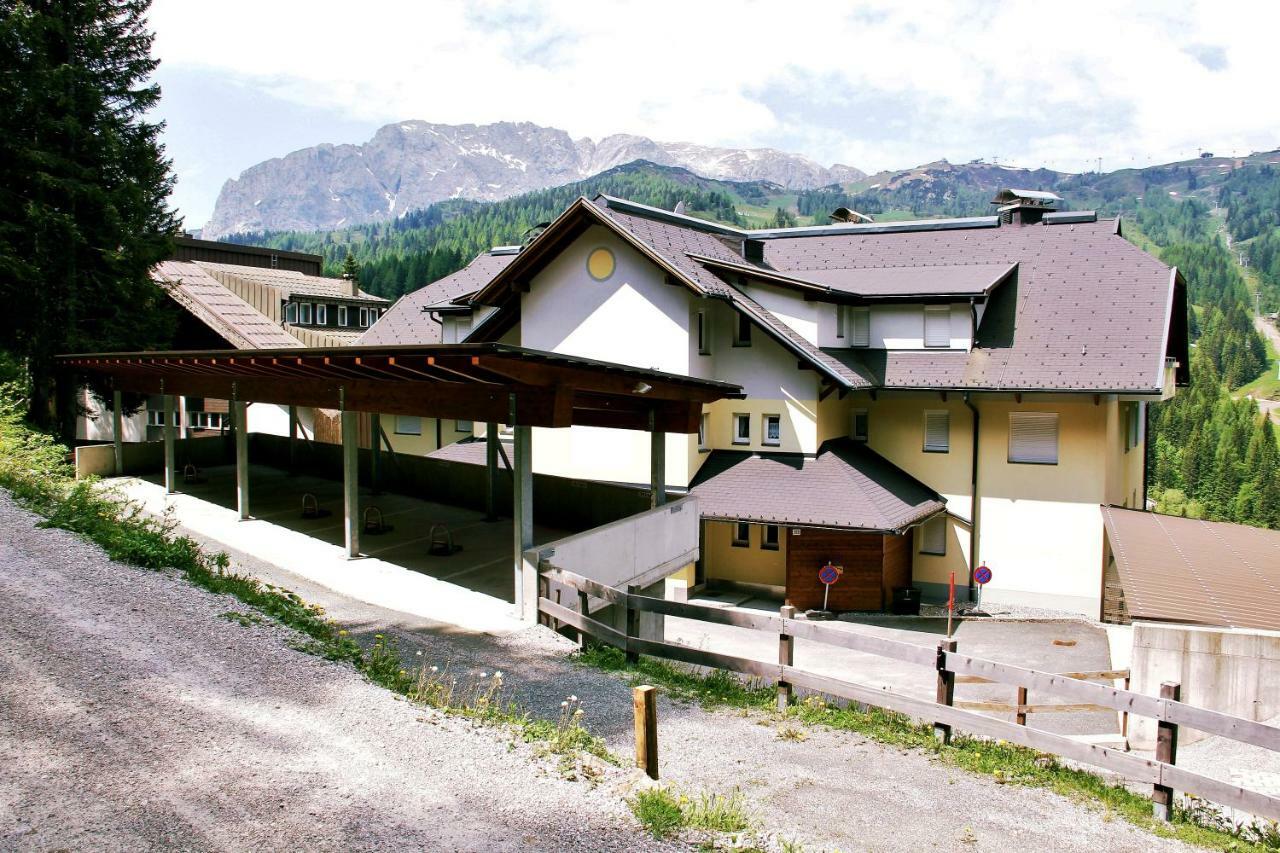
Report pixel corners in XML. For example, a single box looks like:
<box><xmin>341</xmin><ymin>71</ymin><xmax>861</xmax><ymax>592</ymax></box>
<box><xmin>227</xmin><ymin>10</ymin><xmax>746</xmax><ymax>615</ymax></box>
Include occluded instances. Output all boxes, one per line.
<box><xmin>195</xmin><ymin>261</ymin><xmax>389</xmax><ymax>304</ymax></box>
<box><xmin>152</xmin><ymin>261</ymin><xmax>303</xmax><ymax>350</ymax></box>
<box><xmin>690</xmin><ymin>438</ymin><xmax>945</xmax><ymax>532</ymax></box>
<box><xmin>359</xmin><ymin>250</ymin><xmax>517</xmax><ymax>346</ymax></box>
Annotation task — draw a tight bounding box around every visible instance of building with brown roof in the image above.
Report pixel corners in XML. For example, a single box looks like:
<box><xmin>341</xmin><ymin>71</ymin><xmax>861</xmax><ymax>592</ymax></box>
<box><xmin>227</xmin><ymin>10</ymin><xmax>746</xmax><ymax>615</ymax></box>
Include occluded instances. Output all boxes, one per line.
<box><xmin>366</xmin><ymin>189</ymin><xmax>1188</xmax><ymax>615</ymax></box>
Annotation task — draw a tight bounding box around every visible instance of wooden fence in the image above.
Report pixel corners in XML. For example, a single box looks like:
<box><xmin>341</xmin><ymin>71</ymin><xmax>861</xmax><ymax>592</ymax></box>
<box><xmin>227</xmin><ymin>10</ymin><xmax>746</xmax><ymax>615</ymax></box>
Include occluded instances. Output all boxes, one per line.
<box><xmin>538</xmin><ymin>567</ymin><xmax>1280</xmax><ymax>822</ymax></box>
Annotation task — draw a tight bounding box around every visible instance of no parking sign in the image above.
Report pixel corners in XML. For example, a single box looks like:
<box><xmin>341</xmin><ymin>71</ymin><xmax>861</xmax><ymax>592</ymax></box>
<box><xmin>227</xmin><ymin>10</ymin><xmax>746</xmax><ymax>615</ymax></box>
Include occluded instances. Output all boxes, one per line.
<box><xmin>974</xmin><ymin>563</ymin><xmax>993</xmax><ymax>585</ymax></box>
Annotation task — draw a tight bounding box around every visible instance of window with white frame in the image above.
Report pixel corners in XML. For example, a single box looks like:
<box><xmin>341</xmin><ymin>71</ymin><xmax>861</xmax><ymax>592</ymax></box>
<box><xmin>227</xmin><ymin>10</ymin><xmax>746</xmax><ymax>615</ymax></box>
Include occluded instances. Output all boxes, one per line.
<box><xmin>1008</xmin><ymin>412</ymin><xmax>1059</xmax><ymax>464</ymax></box>
<box><xmin>455</xmin><ymin>419</ymin><xmax>473</xmax><ymax>433</ymax></box>
<box><xmin>731</xmin><ymin>521</ymin><xmax>750</xmax><ymax>547</ymax></box>
<box><xmin>733</xmin><ymin>413</ymin><xmax>751</xmax><ymax>445</ymax></box>
<box><xmin>338</xmin><ymin>305</ymin><xmax>348</xmax><ymax>327</ymax></box>
<box><xmin>920</xmin><ymin>515</ymin><xmax>946</xmax><ymax>555</ymax></box>
<box><xmin>761</xmin><ymin>524</ymin><xmax>780</xmax><ymax>551</ymax></box>
<box><xmin>147</xmin><ymin>409</ymin><xmax>177</xmax><ymax>427</ymax></box>
<box><xmin>1124</xmin><ymin>403</ymin><xmax>1141</xmax><ymax>452</ymax></box>
<box><xmin>849</xmin><ymin>307</ymin><xmax>870</xmax><ymax>347</ymax></box>
<box><xmin>189</xmin><ymin>411</ymin><xmax>225</xmax><ymax>430</ymax></box>
<box><xmin>696</xmin><ymin>311</ymin><xmax>710</xmax><ymax>355</ymax></box>
<box><xmin>923</xmin><ymin>305</ymin><xmax>950</xmax><ymax>348</ymax></box>
<box><xmin>359</xmin><ymin>307</ymin><xmax>371</xmax><ymax>328</ymax></box>
<box><xmin>733</xmin><ymin>313</ymin><xmax>752</xmax><ymax>346</ymax></box>
<box><xmin>316</xmin><ymin>304</ymin><xmax>328</xmax><ymax>325</ymax></box>
<box><xmin>763</xmin><ymin>414</ymin><xmax>781</xmax><ymax>446</ymax></box>
<box><xmin>394</xmin><ymin>415</ymin><xmax>423</xmax><ymax>436</ymax></box>
<box><xmin>698</xmin><ymin>412</ymin><xmax>709</xmax><ymax>450</ymax></box>
<box><xmin>285</xmin><ymin>302</ymin><xmax>298</xmax><ymax>324</ymax></box>
<box><xmin>851</xmin><ymin>408</ymin><xmax>869</xmax><ymax>442</ymax></box>
<box><xmin>923</xmin><ymin>410</ymin><xmax>950</xmax><ymax>453</ymax></box>
<box><xmin>299</xmin><ymin>302</ymin><xmax>313</xmax><ymax>324</ymax></box>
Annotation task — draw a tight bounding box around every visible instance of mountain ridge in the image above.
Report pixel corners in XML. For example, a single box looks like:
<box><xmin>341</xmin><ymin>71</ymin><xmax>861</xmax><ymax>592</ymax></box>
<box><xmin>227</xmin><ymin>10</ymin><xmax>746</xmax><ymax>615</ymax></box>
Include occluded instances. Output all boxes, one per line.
<box><xmin>202</xmin><ymin>120</ymin><xmax>866</xmax><ymax>239</ymax></box>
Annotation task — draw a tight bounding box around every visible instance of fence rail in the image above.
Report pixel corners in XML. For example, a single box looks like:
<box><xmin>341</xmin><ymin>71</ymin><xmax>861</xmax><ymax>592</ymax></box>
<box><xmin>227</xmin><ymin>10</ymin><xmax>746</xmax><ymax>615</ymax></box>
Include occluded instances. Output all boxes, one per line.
<box><xmin>539</xmin><ymin>567</ymin><xmax>1280</xmax><ymax>822</ymax></box>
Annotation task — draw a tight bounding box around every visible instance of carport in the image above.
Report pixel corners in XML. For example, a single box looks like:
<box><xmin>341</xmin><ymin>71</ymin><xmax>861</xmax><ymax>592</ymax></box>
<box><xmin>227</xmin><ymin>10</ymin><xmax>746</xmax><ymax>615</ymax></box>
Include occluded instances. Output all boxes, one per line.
<box><xmin>62</xmin><ymin>343</ymin><xmax>740</xmax><ymax>619</ymax></box>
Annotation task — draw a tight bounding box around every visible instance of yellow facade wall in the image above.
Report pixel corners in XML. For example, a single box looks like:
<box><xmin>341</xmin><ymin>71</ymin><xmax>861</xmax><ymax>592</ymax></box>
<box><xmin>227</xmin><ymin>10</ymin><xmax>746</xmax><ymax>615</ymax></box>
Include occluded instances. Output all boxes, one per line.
<box><xmin>703</xmin><ymin>520</ymin><xmax>786</xmax><ymax>587</ymax></box>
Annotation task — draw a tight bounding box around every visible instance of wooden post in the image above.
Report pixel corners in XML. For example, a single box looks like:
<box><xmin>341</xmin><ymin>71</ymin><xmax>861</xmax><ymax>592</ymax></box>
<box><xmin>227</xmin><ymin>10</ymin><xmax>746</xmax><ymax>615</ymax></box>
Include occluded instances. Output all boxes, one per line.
<box><xmin>1153</xmin><ymin>680</ymin><xmax>1181</xmax><ymax>821</ymax></box>
<box><xmin>777</xmin><ymin>604</ymin><xmax>795</xmax><ymax>711</ymax></box>
<box><xmin>537</xmin><ymin>573</ymin><xmax>551</xmax><ymax>628</ymax></box>
<box><xmin>578</xmin><ymin>589</ymin><xmax>591</xmax><ymax>650</ymax></box>
<box><xmin>625</xmin><ymin>584</ymin><xmax>640</xmax><ymax>664</ymax></box>
<box><xmin>633</xmin><ymin>685</ymin><xmax>658</xmax><ymax>780</ymax></box>
<box><xmin>934</xmin><ymin>639</ymin><xmax>957</xmax><ymax>744</ymax></box>
<box><xmin>111</xmin><ymin>389</ymin><xmax>124</xmax><ymax>475</ymax></box>
<box><xmin>1015</xmin><ymin>686</ymin><xmax>1028</xmax><ymax>726</ymax></box>
<box><xmin>1122</xmin><ymin>674</ymin><xmax>1131</xmax><ymax>740</ymax></box>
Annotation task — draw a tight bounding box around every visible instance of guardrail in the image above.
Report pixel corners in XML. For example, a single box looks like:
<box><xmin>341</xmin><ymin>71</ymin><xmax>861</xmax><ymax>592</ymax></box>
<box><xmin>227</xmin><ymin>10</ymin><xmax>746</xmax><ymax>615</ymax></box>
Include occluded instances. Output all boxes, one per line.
<box><xmin>539</xmin><ymin>567</ymin><xmax>1280</xmax><ymax>822</ymax></box>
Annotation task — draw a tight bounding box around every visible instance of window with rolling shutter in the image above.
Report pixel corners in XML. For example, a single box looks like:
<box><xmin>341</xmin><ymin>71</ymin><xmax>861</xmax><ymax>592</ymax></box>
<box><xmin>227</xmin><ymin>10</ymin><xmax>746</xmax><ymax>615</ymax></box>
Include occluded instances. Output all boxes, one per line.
<box><xmin>923</xmin><ymin>306</ymin><xmax>950</xmax><ymax>348</ymax></box>
<box><xmin>923</xmin><ymin>410</ymin><xmax>950</xmax><ymax>453</ymax></box>
<box><xmin>1008</xmin><ymin>412</ymin><xmax>1059</xmax><ymax>464</ymax></box>
<box><xmin>920</xmin><ymin>515</ymin><xmax>946</xmax><ymax>555</ymax></box>
<box><xmin>849</xmin><ymin>307</ymin><xmax>870</xmax><ymax>347</ymax></box>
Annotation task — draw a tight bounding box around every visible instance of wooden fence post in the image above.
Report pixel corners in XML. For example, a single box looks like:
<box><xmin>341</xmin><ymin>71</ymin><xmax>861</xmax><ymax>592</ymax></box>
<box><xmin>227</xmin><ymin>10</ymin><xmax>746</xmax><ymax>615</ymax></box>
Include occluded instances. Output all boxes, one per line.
<box><xmin>633</xmin><ymin>685</ymin><xmax>658</xmax><ymax>780</ymax></box>
<box><xmin>777</xmin><ymin>605</ymin><xmax>795</xmax><ymax>712</ymax></box>
<box><xmin>578</xmin><ymin>589</ymin><xmax>591</xmax><ymax>650</ymax></box>
<box><xmin>625</xmin><ymin>584</ymin><xmax>640</xmax><ymax>664</ymax></box>
<box><xmin>934</xmin><ymin>639</ymin><xmax>957</xmax><ymax>744</ymax></box>
<box><xmin>1015</xmin><ymin>686</ymin><xmax>1028</xmax><ymax>727</ymax></box>
<box><xmin>1153</xmin><ymin>680</ymin><xmax>1181</xmax><ymax>821</ymax></box>
<box><xmin>537</xmin><ymin>574</ymin><xmax>550</xmax><ymax>628</ymax></box>
<box><xmin>1122</xmin><ymin>673</ymin><xmax>1131</xmax><ymax>740</ymax></box>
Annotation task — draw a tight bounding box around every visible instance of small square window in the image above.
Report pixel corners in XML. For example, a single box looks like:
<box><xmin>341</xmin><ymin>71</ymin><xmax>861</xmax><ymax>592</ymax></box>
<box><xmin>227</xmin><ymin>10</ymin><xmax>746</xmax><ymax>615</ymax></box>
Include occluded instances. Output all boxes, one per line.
<box><xmin>733</xmin><ymin>413</ymin><xmax>751</xmax><ymax>445</ymax></box>
<box><xmin>849</xmin><ymin>308</ymin><xmax>870</xmax><ymax>347</ymax></box>
<box><xmin>761</xmin><ymin>524</ymin><xmax>780</xmax><ymax>551</ymax></box>
<box><xmin>394</xmin><ymin>415</ymin><xmax>422</xmax><ymax>436</ymax></box>
<box><xmin>299</xmin><ymin>303</ymin><xmax>313</xmax><ymax>324</ymax></box>
<box><xmin>1009</xmin><ymin>412</ymin><xmax>1059</xmax><ymax>465</ymax></box>
<box><xmin>924</xmin><ymin>305</ymin><xmax>950</xmax><ymax>348</ymax></box>
<box><xmin>763</xmin><ymin>414</ymin><xmax>781</xmax><ymax>446</ymax></box>
<box><xmin>338</xmin><ymin>306</ymin><xmax>348</xmax><ymax>327</ymax></box>
<box><xmin>731</xmin><ymin>521</ymin><xmax>750</xmax><ymax>548</ymax></box>
<box><xmin>455</xmin><ymin>419</ymin><xmax>473</xmax><ymax>433</ymax></box>
<box><xmin>923</xmin><ymin>410</ymin><xmax>950</xmax><ymax>453</ymax></box>
<box><xmin>851</xmin><ymin>409</ymin><xmax>869</xmax><ymax>442</ymax></box>
<box><xmin>920</xmin><ymin>515</ymin><xmax>946</xmax><ymax>555</ymax></box>
<box><xmin>698</xmin><ymin>412</ymin><xmax>709</xmax><ymax>450</ymax></box>
<box><xmin>733</xmin><ymin>313</ymin><xmax>752</xmax><ymax>347</ymax></box>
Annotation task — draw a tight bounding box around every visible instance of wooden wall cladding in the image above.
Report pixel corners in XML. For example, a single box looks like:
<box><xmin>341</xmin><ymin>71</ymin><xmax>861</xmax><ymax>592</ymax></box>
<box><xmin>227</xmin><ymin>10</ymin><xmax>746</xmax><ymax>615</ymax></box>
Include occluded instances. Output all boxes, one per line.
<box><xmin>881</xmin><ymin>530</ymin><xmax>913</xmax><ymax>610</ymax></box>
<box><xmin>785</xmin><ymin>528</ymin><xmax>885</xmax><ymax>611</ymax></box>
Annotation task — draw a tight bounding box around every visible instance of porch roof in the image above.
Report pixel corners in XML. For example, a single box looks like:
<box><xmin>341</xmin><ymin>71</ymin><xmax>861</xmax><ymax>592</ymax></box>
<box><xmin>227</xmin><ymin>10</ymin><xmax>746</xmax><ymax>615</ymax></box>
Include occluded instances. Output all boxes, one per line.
<box><xmin>60</xmin><ymin>343</ymin><xmax>742</xmax><ymax>434</ymax></box>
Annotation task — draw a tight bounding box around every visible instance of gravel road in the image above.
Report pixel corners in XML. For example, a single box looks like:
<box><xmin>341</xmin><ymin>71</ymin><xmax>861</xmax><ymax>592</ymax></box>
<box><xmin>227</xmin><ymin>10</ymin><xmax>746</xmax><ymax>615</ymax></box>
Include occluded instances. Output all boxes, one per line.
<box><xmin>0</xmin><ymin>492</ymin><xmax>667</xmax><ymax>852</ymax></box>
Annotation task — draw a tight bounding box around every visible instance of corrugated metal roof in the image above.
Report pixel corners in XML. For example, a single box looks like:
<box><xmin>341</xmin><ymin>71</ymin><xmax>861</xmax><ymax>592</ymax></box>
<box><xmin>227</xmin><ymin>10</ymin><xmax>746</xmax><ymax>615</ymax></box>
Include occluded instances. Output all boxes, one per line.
<box><xmin>689</xmin><ymin>438</ymin><xmax>945</xmax><ymax>531</ymax></box>
<box><xmin>1101</xmin><ymin>506</ymin><xmax>1280</xmax><ymax>631</ymax></box>
<box><xmin>151</xmin><ymin>261</ymin><xmax>303</xmax><ymax>350</ymax></box>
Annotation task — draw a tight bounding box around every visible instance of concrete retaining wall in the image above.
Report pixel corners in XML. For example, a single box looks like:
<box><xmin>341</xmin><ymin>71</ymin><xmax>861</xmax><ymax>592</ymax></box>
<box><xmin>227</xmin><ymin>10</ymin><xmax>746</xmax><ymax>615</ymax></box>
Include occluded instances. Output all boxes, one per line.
<box><xmin>74</xmin><ymin>437</ymin><xmax>232</xmax><ymax>479</ymax></box>
<box><xmin>1129</xmin><ymin>621</ymin><xmax>1280</xmax><ymax>749</ymax></box>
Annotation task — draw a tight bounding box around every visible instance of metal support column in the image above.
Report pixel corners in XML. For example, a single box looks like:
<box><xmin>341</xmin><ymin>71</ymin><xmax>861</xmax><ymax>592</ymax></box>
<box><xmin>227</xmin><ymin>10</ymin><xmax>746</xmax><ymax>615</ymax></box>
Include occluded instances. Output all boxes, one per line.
<box><xmin>649</xmin><ymin>408</ymin><xmax>666</xmax><ymax>508</ymax></box>
<box><xmin>233</xmin><ymin>399</ymin><xmax>249</xmax><ymax>520</ymax></box>
<box><xmin>342</xmin><ymin>408</ymin><xmax>360</xmax><ymax>559</ymax></box>
<box><xmin>485</xmin><ymin>421</ymin><xmax>499</xmax><ymax>520</ymax></box>
<box><xmin>370</xmin><ymin>413</ymin><xmax>382</xmax><ymax>494</ymax></box>
<box><xmin>287</xmin><ymin>405</ymin><xmax>298</xmax><ymax>475</ymax></box>
<box><xmin>512</xmin><ymin>422</ymin><xmax>534</xmax><ymax>620</ymax></box>
<box><xmin>162</xmin><ymin>393</ymin><xmax>176</xmax><ymax>494</ymax></box>
<box><xmin>111</xmin><ymin>389</ymin><xmax>124</xmax><ymax>476</ymax></box>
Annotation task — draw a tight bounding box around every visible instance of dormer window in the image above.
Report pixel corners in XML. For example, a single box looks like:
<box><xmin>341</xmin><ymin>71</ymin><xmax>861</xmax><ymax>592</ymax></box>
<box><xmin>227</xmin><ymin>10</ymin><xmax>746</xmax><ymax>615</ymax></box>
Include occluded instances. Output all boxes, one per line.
<box><xmin>298</xmin><ymin>302</ymin><xmax>313</xmax><ymax>325</ymax></box>
<box><xmin>316</xmin><ymin>304</ymin><xmax>327</xmax><ymax>325</ymax></box>
<box><xmin>923</xmin><ymin>306</ymin><xmax>950</xmax><ymax>348</ymax></box>
<box><xmin>285</xmin><ymin>302</ymin><xmax>298</xmax><ymax>324</ymax></box>
<box><xmin>338</xmin><ymin>306</ymin><xmax>348</xmax><ymax>327</ymax></box>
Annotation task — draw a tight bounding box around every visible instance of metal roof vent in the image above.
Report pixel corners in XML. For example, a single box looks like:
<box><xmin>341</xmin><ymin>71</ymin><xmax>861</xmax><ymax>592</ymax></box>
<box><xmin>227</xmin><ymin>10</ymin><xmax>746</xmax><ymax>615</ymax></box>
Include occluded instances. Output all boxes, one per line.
<box><xmin>829</xmin><ymin>206</ymin><xmax>875</xmax><ymax>224</ymax></box>
<box><xmin>991</xmin><ymin>189</ymin><xmax>1062</xmax><ymax>226</ymax></box>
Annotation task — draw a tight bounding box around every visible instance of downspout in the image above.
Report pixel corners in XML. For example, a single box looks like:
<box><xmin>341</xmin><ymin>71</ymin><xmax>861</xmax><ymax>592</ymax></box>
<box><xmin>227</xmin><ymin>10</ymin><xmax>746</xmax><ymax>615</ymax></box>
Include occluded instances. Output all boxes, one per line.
<box><xmin>963</xmin><ymin>392</ymin><xmax>980</xmax><ymax>600</ymax></box>
<box><xmin>1141</xmin><ymin>401</ymin><xmax>1150</xmax><ymax>510</ymax></box>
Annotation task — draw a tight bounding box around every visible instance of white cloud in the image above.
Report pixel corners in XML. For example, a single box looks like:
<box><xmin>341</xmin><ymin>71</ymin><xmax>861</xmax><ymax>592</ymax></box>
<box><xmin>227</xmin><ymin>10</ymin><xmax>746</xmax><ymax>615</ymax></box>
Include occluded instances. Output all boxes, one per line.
<box><xmin>149</xmin><ymin>0</ymin><xmax>1278</xmax><ymax>219</ymax></box>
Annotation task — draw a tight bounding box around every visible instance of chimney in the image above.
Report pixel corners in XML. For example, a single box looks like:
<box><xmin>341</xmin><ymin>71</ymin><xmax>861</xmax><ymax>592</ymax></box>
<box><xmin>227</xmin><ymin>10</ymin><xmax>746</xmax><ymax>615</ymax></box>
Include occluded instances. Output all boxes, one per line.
<box><xmin>342</xmin><ymin>270</ymin><xmax>359</xmax><ymax>297</ymax></box>
<box><xmin>741</xmin><ymin>238</ymin><xmax>765</xmax><ymax>264</ymax></box>
<box><xmin>991</xmin><ymin>189</ymin><xmax>1062</xmax><ymax>226</ymax></box>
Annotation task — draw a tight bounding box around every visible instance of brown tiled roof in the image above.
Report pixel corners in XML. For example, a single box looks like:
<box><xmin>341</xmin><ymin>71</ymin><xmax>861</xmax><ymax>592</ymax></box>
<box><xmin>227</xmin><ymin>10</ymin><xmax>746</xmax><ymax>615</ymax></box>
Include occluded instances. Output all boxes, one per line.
<box><xmin>1101</xmin><ymin>506</ymin><xmax>1280</xmax><ymax>631</ymax></box>
<box><xmin>151</xmin><ymin>261</ymin><xmax>303</xmax><ymax>350</ymax></box>
<box><xmin>358</xmin><ymin>251</ymin><xmax>517</xmax><ymax>346</ymax></box>
<box><xmin>787</xmin><ymin>262</ymin><xmax>1016</xmax><ymax>298</ymax></box>
<box><xmin>194</xmin><ymin>261</ymin><xmax>389</xmax><ymax>304</ymax></box>
<box><xmin>689</xmin><ymin>438</ymin><xmax>945</xmax><ymax>531</ymax></box>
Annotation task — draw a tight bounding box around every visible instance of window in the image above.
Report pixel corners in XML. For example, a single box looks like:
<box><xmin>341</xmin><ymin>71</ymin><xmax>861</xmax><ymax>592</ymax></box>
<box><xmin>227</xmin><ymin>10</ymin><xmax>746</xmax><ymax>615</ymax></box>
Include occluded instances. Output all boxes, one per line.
<box><xmin>733</xmin><ymin>313</ymin><xmax>752</xmax><ymax>346</ymax></box>
<box><xmin>698</xmin><ymin>412</ymin><xmax>709</xmax><ymax>450</ymax></box>
<box><xmin>761</xmin><ymin>524</ymin><xmax>780</xmax><ymax>551</ymax></box>
<box><xmin>1124</xmin><ymin>403</ymin><xmax>1141</xmax><ymax>452</ymax></box>
<box><xmin>316</xmin><ymin>304</ymin><xmax>328</xmax><ymax>325</ymax></box>
<box><xmin>733</xmin><ymin>413</ymin><xmax>751</xmax><ymax>445</ymax></box>
<box><xmin>849</xmin><ymin>307</ymin><xmax>870</xmax><ymax>348</ymax></box>
<box><xmin>763</xmin><ymin>414</ymin><xmax>781</xmax><ymax>446</ymax></box>
<box><xmin>851</xmin><ymin>408</ymin><xmax>869</xmax><ymax>442</ymax></box>
<box><xmin>836</xmin><ymin>305</ymin><xmax>846</xmax><ymax>339</ymax></box>
<box><xmin>731</xmin><ymin>521</ymin><xmax>750</xmax><ymax>548</ymax></box>
<box><xmin>923</xmin><ymin>306</ymin><xmax>950</xmax><ymax>348</ymax></box>
<box><xmin>338</xmin><ymin>306</ymin><xmax>348</xmax><ymax>327</ymax></box>
<box><xmin>298</xmin><ymin>302</ymin><xmax>313</xmax><ymax>324</ymax></box>
<box><xmin>285</xmin><ymin>302</ymin><xmax>298</xmax><ymax>324</ymax></box>
<box><xmin>923</xmin><ymin>410</ymin><xmax>950</xmax><ymax>453</ymax></box>
<box><xmin>190</xmin><ymin>411</ymin><xmax>224</xmax><ymax>430</ymax></box>
<box><xmin>269</xmin><ymin>254</ymin><xmax>279</xmax><ymax>269</ymax></box>
<box><xmin>920</xmin><ymin>515</ymin><xmax>946</xmax><ymax>555</ymax></box>
<box><xmin>394</xmin><ymin>415</ymin><xmax>422</xmax><ymax>436</ymax></box>
<box><xmin>455</xmin><ymin>419</ymin><xmax>473</xmax><ymax>433</ymax></box>
<box><xmin>147</xmin><ymin>409</ymin><xmax>177</xmax><ymax>427</ymax></box>
<box><xmin>696</xmin><ymin>311</ymin><xmax>710</xmax><ymax>355</ymax></box>
<box><xmin>1009</xmin><ymin>412</ymin><xmax>1059</xmax><ymax>464</ymax></box>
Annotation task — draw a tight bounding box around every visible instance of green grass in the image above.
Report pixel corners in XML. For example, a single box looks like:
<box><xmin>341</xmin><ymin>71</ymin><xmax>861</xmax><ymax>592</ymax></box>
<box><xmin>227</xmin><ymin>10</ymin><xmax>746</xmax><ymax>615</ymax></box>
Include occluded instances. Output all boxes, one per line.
<box><xmin>627</xmin><ymin>785</ymin><xmax>752</xmax><ymax>840</ymax></box>
<box><xmin>580</xmin><ymin>645</ymin><xmax>1280</xmax><ymax>852</ymax></box>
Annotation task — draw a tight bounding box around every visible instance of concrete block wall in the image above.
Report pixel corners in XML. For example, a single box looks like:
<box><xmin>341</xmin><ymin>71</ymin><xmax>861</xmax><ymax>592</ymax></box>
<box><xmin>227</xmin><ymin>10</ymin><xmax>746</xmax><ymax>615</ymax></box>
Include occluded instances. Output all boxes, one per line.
<box><xmin>74</xmin><ymin>436</ymin><xmax>232</xmax><ymax>479</ymax></box>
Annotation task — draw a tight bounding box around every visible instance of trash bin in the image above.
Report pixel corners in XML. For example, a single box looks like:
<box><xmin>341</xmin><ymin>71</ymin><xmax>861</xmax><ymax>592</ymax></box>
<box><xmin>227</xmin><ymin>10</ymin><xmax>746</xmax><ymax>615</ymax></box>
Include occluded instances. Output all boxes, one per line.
<box><xmin>891</xmin><ymin>586</ymin><xmax>920</xmax><ymax>616</ymax></box>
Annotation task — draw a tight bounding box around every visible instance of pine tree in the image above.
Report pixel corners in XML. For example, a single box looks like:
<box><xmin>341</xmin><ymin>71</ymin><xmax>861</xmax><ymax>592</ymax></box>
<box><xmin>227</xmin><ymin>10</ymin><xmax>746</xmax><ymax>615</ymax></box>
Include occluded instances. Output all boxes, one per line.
<box><xmin>341</xmin><ymin>249</ymin><xmax>359</xmax><ymax>283</ymax></box>
<box><xmin>0</xmin><ymin>1</ymin><xmax>179</xmax><ymax>436</ymax></box>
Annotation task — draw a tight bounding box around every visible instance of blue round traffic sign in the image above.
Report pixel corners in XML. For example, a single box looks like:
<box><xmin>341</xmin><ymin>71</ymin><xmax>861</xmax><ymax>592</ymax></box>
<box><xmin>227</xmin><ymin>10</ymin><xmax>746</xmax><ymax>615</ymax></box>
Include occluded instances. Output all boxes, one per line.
<box><xmin>818</xmin><ymin>563</ymin><xmax>841</xmax><ymax>585</ymax></box>
<box><xmin>974</xmin><ymin>564</ymin><xmax>993</xmax><ymax>585</ymax></box>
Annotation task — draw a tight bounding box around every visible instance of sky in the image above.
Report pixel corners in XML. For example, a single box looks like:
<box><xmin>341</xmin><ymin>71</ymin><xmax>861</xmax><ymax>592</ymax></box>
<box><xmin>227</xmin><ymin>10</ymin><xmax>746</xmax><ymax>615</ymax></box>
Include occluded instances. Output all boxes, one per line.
<box><xmin>148</xmin><ymin>0</ymin><xmax>1280</xmax><ymax>229</ymax></box>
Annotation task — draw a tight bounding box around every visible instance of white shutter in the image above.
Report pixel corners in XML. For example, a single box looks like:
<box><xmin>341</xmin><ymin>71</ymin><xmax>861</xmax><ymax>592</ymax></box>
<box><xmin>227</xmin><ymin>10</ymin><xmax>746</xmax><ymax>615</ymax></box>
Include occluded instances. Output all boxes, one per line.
<box><xmin>395</xmin><ymin>415</ymin><xmax>422</xmax><ymax>436</ymax></box>
<box><xmin>923</xmin><ymin>411</ymin><xmax>950</xmax><ymax>452</ymax></box>
<box><xmin>923</xmin><ymin>306</ymin><xmax>950</xmax><ymax>348</ymax></box>
<box><xmin>849</xmin><ymin>308</ymin><xmax>870</xmax><ymax>347</ymax></box>
<box><xmin>1009</xmin><ymin>412</ymin><xmax>1059</xmax><ymax>464</ymax></box>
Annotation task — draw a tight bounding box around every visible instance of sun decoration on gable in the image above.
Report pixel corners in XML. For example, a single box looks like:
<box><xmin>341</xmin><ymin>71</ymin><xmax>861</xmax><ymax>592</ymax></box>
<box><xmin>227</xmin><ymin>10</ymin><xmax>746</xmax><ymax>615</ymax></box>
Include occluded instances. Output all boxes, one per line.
<box><xmin>586</xmin><ymin>247</ymin><xmax>616</xmax><ymax>281</ymax></box>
